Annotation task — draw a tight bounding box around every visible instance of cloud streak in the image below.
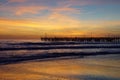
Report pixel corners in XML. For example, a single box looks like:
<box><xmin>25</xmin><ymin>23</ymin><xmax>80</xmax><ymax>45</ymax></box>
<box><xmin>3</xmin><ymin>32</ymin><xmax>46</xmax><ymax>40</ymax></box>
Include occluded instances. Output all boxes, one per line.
<box><xmin>0</xmin><ymin>16</ymin><xmax>120</xmax><ymax>38</ymax></box>
<box><xmin>8</xmin><ymin>0</ymin><xmax>28</xmax><ymax>3</ymax></box>
<box><xmin>1</xmin><ymin>0</ymin><xmax>119</xmax><ymax>16</ymax></box>
<box><xmin>15</xmin><ymin>6</ymin><xmax>48</xmax><ymax>15</ymax></box>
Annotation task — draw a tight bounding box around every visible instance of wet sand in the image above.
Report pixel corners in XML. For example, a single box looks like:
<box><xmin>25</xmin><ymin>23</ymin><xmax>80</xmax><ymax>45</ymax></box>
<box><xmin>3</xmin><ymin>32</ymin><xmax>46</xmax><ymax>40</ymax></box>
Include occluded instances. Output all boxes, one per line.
<box><xmin>0</xmin><ymin>54</ymin><xmax>120</xmax><ymax>80</ymax></box>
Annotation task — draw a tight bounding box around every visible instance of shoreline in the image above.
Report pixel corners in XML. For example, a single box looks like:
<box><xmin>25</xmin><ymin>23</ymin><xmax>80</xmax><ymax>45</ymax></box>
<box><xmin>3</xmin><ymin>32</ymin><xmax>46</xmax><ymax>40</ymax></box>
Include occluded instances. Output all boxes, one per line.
<box><xmin>0</xmin><ymin>51</ymin><xmax>120</xmax><ymax>65</ymax></box>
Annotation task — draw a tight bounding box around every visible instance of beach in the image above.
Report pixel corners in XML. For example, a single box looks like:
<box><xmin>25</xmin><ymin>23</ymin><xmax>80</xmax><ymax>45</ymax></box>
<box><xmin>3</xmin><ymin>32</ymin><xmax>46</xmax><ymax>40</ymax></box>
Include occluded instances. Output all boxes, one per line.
<box><xmin>0</xmin><ymin>40</ymin><xmax>120</xmax><ymax>80</ymax></box>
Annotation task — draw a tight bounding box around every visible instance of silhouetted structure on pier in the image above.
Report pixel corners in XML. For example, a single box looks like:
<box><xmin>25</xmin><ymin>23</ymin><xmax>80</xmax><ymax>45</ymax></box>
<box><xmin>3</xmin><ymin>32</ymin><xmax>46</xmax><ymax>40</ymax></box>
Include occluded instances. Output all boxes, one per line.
<box><xmin>41</xmin><ymin>37</ymin><xmax>120</xmax><ymax>43</ymax></box>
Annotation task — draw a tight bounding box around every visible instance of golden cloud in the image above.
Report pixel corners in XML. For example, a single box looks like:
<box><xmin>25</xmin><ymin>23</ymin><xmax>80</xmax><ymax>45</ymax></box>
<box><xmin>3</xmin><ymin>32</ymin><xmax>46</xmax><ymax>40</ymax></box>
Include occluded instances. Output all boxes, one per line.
<box><xmin>0</xmin><ymin>14</ymin><xmax>120</xmax><ymax>38</ymax></box>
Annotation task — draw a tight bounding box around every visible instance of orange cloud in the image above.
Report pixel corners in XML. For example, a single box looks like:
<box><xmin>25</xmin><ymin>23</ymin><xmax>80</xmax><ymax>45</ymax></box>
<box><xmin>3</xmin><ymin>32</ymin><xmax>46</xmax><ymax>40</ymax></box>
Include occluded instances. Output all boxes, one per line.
<box><xmin>8</xmin><ymin>0</ymin><xmax>28</xmax><ymax>3</ymax></box>
<box><xmin>14</xmin><ymin>5</ymin><xmax>80</xmax><ymax>15</ymax></box>
<box><xmin>0</xmin><ymin>14</ymin><xmax>83</xmax><ymax>38</ymax></box>
<box><xmin>0</xmin><ymin>15</ymin><xmax>120</xmax><ymax>39</ymax></box>
<box><xmin>52</xmin><ymin>7</ymin><xmax>79</xmax><ymax>13</ymax></box>
<box><xmin>0</xmin><ymin>2</ymin><xmax>80</xmax><ymax>15</ymax></box>
<box><xmin>15</xmin><ymin>6</ymin><xmax>47</xmax><ymax>15</ymax></box>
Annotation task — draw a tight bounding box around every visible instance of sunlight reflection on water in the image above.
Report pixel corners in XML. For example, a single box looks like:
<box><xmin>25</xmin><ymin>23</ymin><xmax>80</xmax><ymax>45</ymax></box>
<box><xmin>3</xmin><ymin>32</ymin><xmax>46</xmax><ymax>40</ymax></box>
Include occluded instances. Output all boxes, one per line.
<box><xmin>0</xmin><ymin>54</ymin><xmax>120</xmax><ymax>80</ymax></box>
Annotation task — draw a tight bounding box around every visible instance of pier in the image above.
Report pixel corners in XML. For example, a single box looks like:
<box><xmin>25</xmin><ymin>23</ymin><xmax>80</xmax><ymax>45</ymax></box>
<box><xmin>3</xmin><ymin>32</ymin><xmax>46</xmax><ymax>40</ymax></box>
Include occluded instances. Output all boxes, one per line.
<box><xmin>41</xmin><ymin>37</ymin><xmax>120</xmax><ymax>43</ymax></box>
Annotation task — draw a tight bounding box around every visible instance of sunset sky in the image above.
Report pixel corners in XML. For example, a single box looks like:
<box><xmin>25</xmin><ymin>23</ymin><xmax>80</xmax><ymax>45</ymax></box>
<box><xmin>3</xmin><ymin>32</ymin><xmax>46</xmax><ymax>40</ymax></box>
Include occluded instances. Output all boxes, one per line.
<box><xmin>0</xmin><ymin>0</ymin><xmax>120</xmax><ymax>39</ymax></box>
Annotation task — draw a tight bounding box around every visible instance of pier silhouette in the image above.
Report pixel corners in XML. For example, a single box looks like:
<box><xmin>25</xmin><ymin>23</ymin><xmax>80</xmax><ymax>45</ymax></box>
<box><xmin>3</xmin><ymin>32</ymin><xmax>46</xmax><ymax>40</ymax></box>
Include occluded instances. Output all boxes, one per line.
<box><xmin>41</xmin><ymin>36</ymin><xmax>120</xmax><ymax>43</ymax></box>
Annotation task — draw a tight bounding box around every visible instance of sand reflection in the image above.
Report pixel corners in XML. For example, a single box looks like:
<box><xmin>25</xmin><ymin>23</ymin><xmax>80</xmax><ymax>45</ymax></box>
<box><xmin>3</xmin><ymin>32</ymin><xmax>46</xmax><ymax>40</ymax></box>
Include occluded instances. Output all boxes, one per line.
<box><xmin>0</xmin><ymin>54</ymin><xmax>120</xmax><ymax>80</ymax></box>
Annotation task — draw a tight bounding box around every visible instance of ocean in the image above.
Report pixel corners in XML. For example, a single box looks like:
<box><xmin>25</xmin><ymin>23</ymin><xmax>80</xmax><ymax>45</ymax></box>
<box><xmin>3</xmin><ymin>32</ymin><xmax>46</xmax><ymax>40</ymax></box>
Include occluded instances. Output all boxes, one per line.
<box><xmin>0</xmin><ymin>40</ymin><xmax>120</xmax><ymax>80</ymax></box>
